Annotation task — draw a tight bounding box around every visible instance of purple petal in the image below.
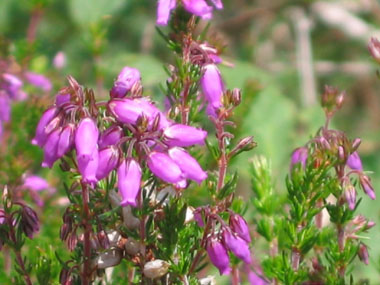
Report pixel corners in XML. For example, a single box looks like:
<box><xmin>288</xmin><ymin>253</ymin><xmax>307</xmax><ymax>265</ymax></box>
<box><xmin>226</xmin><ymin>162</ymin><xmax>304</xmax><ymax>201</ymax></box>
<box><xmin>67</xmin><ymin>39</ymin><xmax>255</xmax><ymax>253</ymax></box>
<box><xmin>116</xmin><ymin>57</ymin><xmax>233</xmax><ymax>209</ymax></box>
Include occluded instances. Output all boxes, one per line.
<box><xmin>78</xmin><ymin>148</ymin><xmax>99</xmax><ymax>183</ymax></box>
<box><xmin>156</xmin><ymin>0</ymin><xmax>176</xmax><ymax>26</ymax></box>
<box><xmin>25</xmin><ymin>72</ymin><xmax>52</xmax><ymax>92</ymax></box>
<box><xmin>168</xmin><ymin>147</ymin><xmax>207</xmax><ymax>184</ymax></box>
<box><xmin>22</xmin><ymin>175</ymin><xmax>50</xmax><ymax>192</ymax></box>
<box><xmin>182</xmin><ymin>0</ymin><xmax>213</xmax><ymax>19</ymax></box>
<box><xmin>210</xmin><ymin>0</ymin><xmax>223</xmax><ymax>9</ymax></box>
<box><xmin>96</xmin><ymin>146</ymin><xmax>119</xmax><ymax>180</ymax></box>
<box><xmin>290</xmin><ymin>147</ymin><xmax>308</xmax><ymax>170</ymax></box>
<box><xmin>206</xmin><ymin>238</ymin><xmax>231</xmax><ymax>275</ymax></box>
<box><xmin>110</xmin><ymin>67</ymin><xmax>141</xmax><ymax>98</ymax></box>
<box><xmin>57</xmin><ymin>124</ymin><xmax>75</xmax><ymax>157</ymax></box>
<box><xmin>53</xmin><ymin>51</ymin><xmax>66</xmax><ymax>69</ymax></box>
<box><xmin>55</xmin><ymin>93</ymin><xmax>71</xmax><ymax>107</ymax></box>
<box><xmin>32</xmin><ymin>107</ymin><xmax>57</xmax><ymax>147</ymax></box>
<box><xmin>118</xmin><ymin>159</ymin><xmax>142</xmax><ymax>207</ymax></box>
<box><xmin>99</xmin><ymin>125</ymin><xmax>123</xmax><ymax>148</ymax></box>
<box><xmin>222</xmin><ymin>229</ymin><xmax>252</xmax><ymax>264</ymax></box>
<box><xmin>147</xmin><ymin>152</ymin><xmax>183</xmax><ymax>183</ymax></box>
<box><xmin>41</xmin><ymin>128</ymin><xmax>61</xmax><ymax>168</ymax></box>
<box><xmin>201</xmin><ymin>64</ymin><xmax>224</xmax><ymax>110</ymax></box>
<box><xmin>347</xmin><ymin>151</ymin><xmax>363</xmax><ymax>171</ymax></box>
<box><xmin>75</xmin><ymin>118</ymin><xmax>99</xmax><ymax>163</ymax></box>
<box><xmin>229</xmin><ymin>214</ymin><xmax>251</xmax><ymax>243</ymax></box>
<box><xmin>163</xmin><ymin>124</ymin><xmax>207</xmax><ymax>147</ymax></box>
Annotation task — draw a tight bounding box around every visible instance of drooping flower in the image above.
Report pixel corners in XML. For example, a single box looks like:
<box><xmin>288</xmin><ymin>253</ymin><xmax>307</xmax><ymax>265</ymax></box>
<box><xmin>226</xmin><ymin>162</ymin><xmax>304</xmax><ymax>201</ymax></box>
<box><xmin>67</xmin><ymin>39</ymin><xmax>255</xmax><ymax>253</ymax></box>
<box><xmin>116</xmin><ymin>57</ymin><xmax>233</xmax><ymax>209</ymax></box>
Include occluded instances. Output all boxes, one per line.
<box><xmin>163</xmin><ymin>124</ymin><xmax>207</xmax><ymax>147</ymax></box>
<box><xmin>99</xmin><ymin>125</ymin><xmax>123</xmax><ymax>148</ymax></box>
<box><xmin>20</xmin><ymin>205</ymin><xmax>40</xmax><ymax>239</ymax></box>
<box><xmin>147</xmin><ymin>152</ymin><xmax>183</xmax><ymax>183</ymax></box>
<box><xmin>222</xmin><ymin>229</ymin><xmax>252</xmax><ymax>264</ymax></box>
<box><xmin>110</xmin><ymin>67</ymin><xmax>141</xmax><ymax>98</ymax></box>
<box><xmin>206</xmin><ymin>238</ymin><xmax>231</xmax><ymax>275</ymax></box>
<box><xmin>156</xmin><ymin>0</ymin><xmax>176</xmax><ymax>26</ymax></box>
<box><xmin>168</xmin><ymin>147</ymin><xmax>207</xmax><ymax>184</ymax></box>
<box><xmin>22</xmin><ymin>175</ymin><xmax>54</xmax><ymax>192</ymax></box>
<box><xmin>77</xmin><ymin>148</ymin><xmax>99</xmax><ymax>183</ymax></box>
<box><xmin>118</xmin><ymin>159</ymin><xmax>142</xmax><ymax>207</ymax></box>
<box><xmin>200</xmin><ymin>64</ymin><xmax>224</xmax><ymax>115</ymax></box>
<box><xmin>57</xmin><ymin>124</ymin><xmax>75</xmax><ymax>157</ymax></box>
<box><xmin>360</xmin><ymin>175</ymin><xmax>376</xmax><ymax>200</ymax></box>
<box><xmin>41</xmin><ymin>128</ymin><xmax>61</xmax><ymax>168</ymax></box>
<box><xmin>75</xmin><ymin>118</ymin><xmax>99</xmax><ymax>163</ymax></box>
<box><xmin>32</xmin><ymin>107</ymin><xmax>57</xmax><ymax>147</ymax></box>
<box><xmin>96</xmin><ymin>146</ymin><xmax>119</xmax><ymax>180</ymax></box>
<box><xmin>229</xmin><ymin>213</ymin><xmax>251</xmax><ymax>243</ymax></box>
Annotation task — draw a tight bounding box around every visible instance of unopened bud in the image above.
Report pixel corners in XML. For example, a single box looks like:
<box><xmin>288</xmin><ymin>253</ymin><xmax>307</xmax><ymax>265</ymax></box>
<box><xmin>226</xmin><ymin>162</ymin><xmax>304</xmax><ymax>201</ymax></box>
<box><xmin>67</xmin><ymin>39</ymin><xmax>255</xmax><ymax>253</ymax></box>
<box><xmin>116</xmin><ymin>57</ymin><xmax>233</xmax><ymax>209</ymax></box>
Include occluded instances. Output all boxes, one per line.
<box><xmin>231</xmin><ymin>88</ymin><xmax>242</xmax><ymax>106</ymax></box>
<box><xmin>351</xmin><ymin>138</ymin><xmax>361</xmax><ymax>152</ymax></box>
<box><xmin>229</xmin><ymin>136</ymin><xmax>257</xmax><ymax>159</ymax></box>
<box><xmin>21</xmin><ymin>205</ymin><xmax>40</xmax><ymax>239</ymax></box>
<box><xmin>344</xmin><ymin>181</ymin><xmax>356</xmax><ymax>210</ymax></box>
<box><xmin>67</xmin><ymin>233</ymin><xmax>78</xmax><ymax>251</ymax></box>
<box><xmin>335</xmin><ymin>91</ymin><xmax>345</xmax><ymax>109</ymax></box>
<box><xmin>143</xmin><ymin>260</ymin><xmax>170</xmax><ymax>279</ymax></box>
<box><xmin>358</xmin><ymin>243</ymin><xmax>369</xmax><ymax>265</ymax></box>
<box><xmin>338</xmin><ymin>146</ymin><xmax>345</xmax><ymax>162</ymax></box>
<box><xmin>360</xmin><ymin>175</ymin><xmax>376</xmax><ymax>200</ymax></box>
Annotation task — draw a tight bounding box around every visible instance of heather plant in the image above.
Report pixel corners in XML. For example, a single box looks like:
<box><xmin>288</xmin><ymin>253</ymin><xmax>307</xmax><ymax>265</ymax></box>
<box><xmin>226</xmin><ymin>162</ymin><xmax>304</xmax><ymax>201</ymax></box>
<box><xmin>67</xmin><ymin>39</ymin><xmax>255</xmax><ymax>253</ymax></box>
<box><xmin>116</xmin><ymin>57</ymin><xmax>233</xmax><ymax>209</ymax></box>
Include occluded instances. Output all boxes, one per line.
<box><xmin>0</xmin><ymin>0</ymin><xmax>379</xmax><ymax>284</ymax></box>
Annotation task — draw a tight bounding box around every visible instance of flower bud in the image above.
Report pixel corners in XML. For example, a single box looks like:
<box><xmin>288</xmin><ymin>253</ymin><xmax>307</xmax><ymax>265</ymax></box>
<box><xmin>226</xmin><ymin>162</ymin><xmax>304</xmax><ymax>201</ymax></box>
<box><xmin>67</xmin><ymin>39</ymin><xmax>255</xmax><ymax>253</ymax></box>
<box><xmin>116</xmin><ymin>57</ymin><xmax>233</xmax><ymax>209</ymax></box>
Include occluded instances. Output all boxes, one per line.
<box><xmin>156</xmin><ymin>0</ymin><xmax>176</xmax><ymax>26</ymax></box>
<box><xmin>42</xmin><ymin>128</ymin><xmax>61</xmax><ymax>168</ymax></box>
<box><xmin>99</xmin><ymin>125</ymin><xmax>123</xmax><ymax>148</ymax></box>
<box><xmin>194</xmin><ymin>208</ymin><xmax>205</xmax><ymax>227</ymax></box>
<box><xmin>118</xmin><ymin>159</ymin><xmax>142</xmax><ymax>207</ymax></box>
<box><xmin>110</xmin><ymin>67</ymin><xmax>141</xmax><ymax>98</ymax></box>
<box><xmin>206</xmin><ymin>238</ymin><xmax>231</xmax><ymax>275</ymax></box>
<box><xmin>360</xmin><ymin>175</ymin><xmax>376</xmax><ymax>200</ymax></box>
<box><xmin>109</xmin><ymin>98</ymin><xmax>151</xmax><ymax>125</ymax></box>
<box><xmin>96</xmin><ymin>146</ymin><xmax>119</xmax><ymax>180</ymax></box>
<box><xmin>201</xmin><ymin>64</ymin><xmax>224</xmax><ymax>111</ymax></box>
<box><xmin>231</xmin><ymin>88</ymin><xmax>242</xmax><ymax>106</ymax></box>
<box><xmin>368</xmin><ymin>37</ymin><xmax>380</xmax><ymax>64</ymax></box>
<box><xmin>32</xmin><ymin>107</ymin><xmax>57</xmax><ymax>147</ymax></box>
<box><xmin>222</xmin><ymin>229</ymin><xmax>252</xmax><ymax>264</ymax></box>
<box><xmin>57</xmin><ymin>124</ymin><xmax>75</xmax><ymax>157</ymax></box>
<box><xmin>78</xmin><ymin>149</ymin><xmax>99</xmax><ymax>183</ymax></box>
<box><xmin>21</xmin><ymin>205</ymin><xmax>40</xmax><ymax>239</ymax></box>
<box><xmin>75</xmin><ymin>118</ymin><xmax>99</xmax><ymax>163</ymax></box>
<box><xmin>143</xmin><ymin>260</ymin><xmax>170</xmax><ymax>279</ymax></box>
<box><xmin>346</xmin><ymin>151</ymin><xmax>363</xmax><ymax>171</ymax></box>
<box><xmin>344</xmin><ymin>181</ymin><xmax>356</xmax><ymax>210</ymax></box>
<box><xmin>163</xmin><ymin>124</ymin><xmax>207</xmax><ymax>147</ymax></box>
<box><xmin>2</xmin><ymin>73</ymin><xmax>23</xmax><ymax>98</ymax></box>
<box><xmin>358</xmin><ymin>243</ymin><xmax>369</xmax><ymax>265</ymax></box>
<box><xmin>351</xmin><ymin>138</ymin><xmax>361</xmax><ymax>152</ymax></box>
<box><xmin>229</xmin><ymin>213</ymin><xmax>251</xmax><ymax>243</ymax></box>
<box><xmin>25</xmin><ymin>72</ymin><xmax>52</xmax><ymax>92</ymax></box>
<box><xmin>147</xmin><ymin>152</ymin><xmax>182</xmax><ymax>183</ymax></box>
<box><xmin>168</xmin><ymin>147</ymin><xmax>207</xmax><ymax>184</ymax></box>
<box><xmin>290</xmin><ymin>147</ymin><xmax>308</xmax><ymax>170</ymax></box>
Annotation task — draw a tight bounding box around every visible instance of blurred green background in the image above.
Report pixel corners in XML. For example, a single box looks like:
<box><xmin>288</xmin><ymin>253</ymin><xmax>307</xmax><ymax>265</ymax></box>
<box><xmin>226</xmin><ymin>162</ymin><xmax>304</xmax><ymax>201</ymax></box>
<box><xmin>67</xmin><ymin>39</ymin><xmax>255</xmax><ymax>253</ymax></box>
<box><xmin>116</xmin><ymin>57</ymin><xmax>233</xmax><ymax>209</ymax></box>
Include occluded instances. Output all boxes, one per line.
<box><xmin>1</xmin><ymin>0</ymin><xmax>380</xmax><ymax>283</ymax></box>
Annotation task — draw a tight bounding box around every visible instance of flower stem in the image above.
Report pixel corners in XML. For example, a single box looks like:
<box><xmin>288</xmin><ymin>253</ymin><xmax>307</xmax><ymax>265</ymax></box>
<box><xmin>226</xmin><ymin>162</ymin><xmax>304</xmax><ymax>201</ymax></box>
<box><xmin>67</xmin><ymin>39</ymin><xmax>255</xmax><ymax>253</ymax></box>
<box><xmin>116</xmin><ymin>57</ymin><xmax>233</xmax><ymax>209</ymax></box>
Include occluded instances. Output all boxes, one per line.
<box><xmin>80</xmin><ymin>181</ymin><xmax>92</xmax><ymax>285</ymax></box>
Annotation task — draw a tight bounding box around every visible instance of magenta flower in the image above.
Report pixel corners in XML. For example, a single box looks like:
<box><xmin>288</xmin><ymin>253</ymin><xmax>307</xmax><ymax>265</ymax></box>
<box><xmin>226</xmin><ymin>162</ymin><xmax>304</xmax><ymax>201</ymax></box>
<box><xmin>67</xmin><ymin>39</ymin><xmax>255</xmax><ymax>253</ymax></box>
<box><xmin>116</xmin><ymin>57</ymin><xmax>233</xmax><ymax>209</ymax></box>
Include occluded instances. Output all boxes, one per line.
<box><xmin>78</xmin><ymin>148</ymin><xmax>99</xmax><ymax>183</ymax></box>
<box><xmin>42</xmin><ymin>128</ymin><xmax>61</xmax><ymax>168</ymax></box>
<box><xmin>193</xmin><ymin>208</ymin><xmax>205</xmax><ymax>227</ymax></box>
<box><xmin>147</xmin><ymin>152</ymin><xmax>183</xmax><ymax>183</ymax></box>
<box><xmin>247</xmin><ymin>270</ymin><xmax>267</xmax><ymax>285</ymax></box>
<box><xmin>368</xmin><ymin>37</ymin><xmax>380</xmax><ymax>64</ymax></box>
<box><xmin>110</xmin><ymin>67</ymin><xmax>141</xmax><ymax>98</ymax></box>
<box><xmin>57</xmin><ymin>124</ymin><xmax>75</xmax><ymax>157</ymax></box>
<box><xmin>290</xmin><ymin>147</ymin><xmax>308</xmax><ymax>170</ymax></box>
<box><xmin>25</xmin><ymin>72</ymin><xmax>52</xmax><ymax>92</ymax></box>
<box><xmin>156</xmin><ymin>0</ymin><xmax>176</xmax><ymax>26</ymax></box>
<box><xmin>229</xmin><ymin>213</ymin><xmax>251</xmax><ymax>243</ymax></box>
<box><xmin>222</xmin><ymin>229</ymin><xmax>252</xmax><ymax>264</ymax></box>
<box><xmin>108</xmin><ymin>98</ymin><xmax>151</xmax><ymax>125</ymax></box>
<box><xmin>22</xmin><ymin>175</ymin><xmax>53</xmax><ymax>192</ymax></box>
<box><xmin>156</xmin><ymin>0</ymin><xmax>223</xmax><ymax>26</ymax></box>
<box><xmin>75</xmin><ymin>118</ymin><xmax>99</xmax><ymax>163</ymax></box>
<box><xmin>2</xmin><ymin>73</ymin><xmax>23</xmax><ymax>98</ymax></box>
<box><xmin>200</xmin><ymin>64</ymin><xmax>224</xmax><ymax>113</ymax></box>
<box><xmin>32</xmin><ymin>107</ymin><xmax>57</xmax><ymax>147</ymax></box>
<box><xmin>344</xmin><ymin>182</ymin><xmax>356</xmax><ymax>211</ymax></box>
<box><xmin>96</xmin><ymin>146</ymin><xmax>119</xmax><ymax>180</ymax></box>
<box><xmin>346</xmin><ymin>151</ymin><xmax>363</xmax><ymax>171</ymax></box>
<box><xmin>99</xmin><ymin>125</ymin><xmax>123</xmax><ymax>148</ymax></box>
<box><xmin>206</xmin><ymin>238</ymin><xmax>231</xmax><ymax>275</ymax></box>
<box><xmin>168</xmin><ymin>147</ymin><xmax>207</xmax><ymax>184</ymax></box>
<box><xmin>163</xmin><ymin>124</ymin><xmax>207</xmax><ymax>147</ymax></box>
<box><xmin>118</xmin><ymin>159</ymin><xmax>142</xmax><ymax>207</ymax></box>
<box><xmin>360</xmin><ymin>175</ymin><xmax>376</xmax><ymax>200</ymax></box>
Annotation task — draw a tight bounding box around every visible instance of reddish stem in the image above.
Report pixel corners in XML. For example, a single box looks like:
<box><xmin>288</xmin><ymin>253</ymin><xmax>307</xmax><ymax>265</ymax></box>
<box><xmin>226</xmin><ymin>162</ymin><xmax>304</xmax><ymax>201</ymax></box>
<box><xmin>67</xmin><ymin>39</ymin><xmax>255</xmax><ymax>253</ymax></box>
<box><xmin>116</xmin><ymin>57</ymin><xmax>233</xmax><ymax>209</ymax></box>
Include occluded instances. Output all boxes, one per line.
<box><xmin>231</xmin><ymin>267</ymin><xmax>240</xmax><ymax>285</ymax></box>
<box><xmin>80</xmin><ymin>181</ymin><xmax>92</xmax><ymax>285</ymax></box>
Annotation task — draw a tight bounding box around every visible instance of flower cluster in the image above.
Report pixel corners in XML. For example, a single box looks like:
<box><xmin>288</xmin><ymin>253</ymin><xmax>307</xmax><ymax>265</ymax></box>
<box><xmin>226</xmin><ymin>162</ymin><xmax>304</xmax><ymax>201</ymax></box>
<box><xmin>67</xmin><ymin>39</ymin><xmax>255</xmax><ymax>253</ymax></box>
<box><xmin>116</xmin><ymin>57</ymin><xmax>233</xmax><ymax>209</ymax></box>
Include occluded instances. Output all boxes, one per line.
<box><xmin>0</xmin><ymin>62</ymin><xmax>52</xmax><ymax>138</ymax></box>
<box><xmin>156</xmin><ymin>0</ymin><xmax>223</xmax><ymax>26</ymax></box>
<box><xmin>32</xmin><ymin>66</ymin><xmax>208</xmax><ymax>207</ymax></box>
<box><xmin>195</xmin><ymin>207</ymin><xmax>252</xmax><ymax>275</ymax></box>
